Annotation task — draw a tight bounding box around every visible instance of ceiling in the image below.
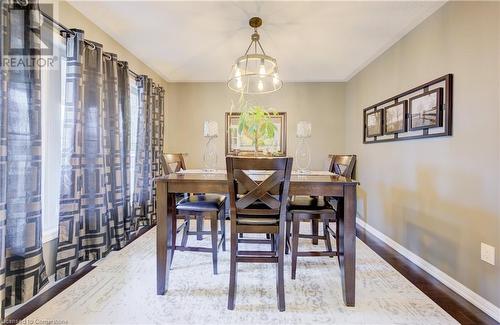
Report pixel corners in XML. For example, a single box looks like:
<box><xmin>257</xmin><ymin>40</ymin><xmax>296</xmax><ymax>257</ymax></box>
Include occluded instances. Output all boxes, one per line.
<box><xmin>68</xmin><ymin>1</ymin><xmax>445</xmax><ymax>82</ymax></box>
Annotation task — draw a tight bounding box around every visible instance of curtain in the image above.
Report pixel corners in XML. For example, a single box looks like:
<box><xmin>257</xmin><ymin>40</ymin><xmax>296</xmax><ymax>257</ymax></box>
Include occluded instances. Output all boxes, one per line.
<box><xmin>132</xmin><ymin>76</ymin><xmax>164</xmax><ymax>227</ymax></box>
<box><xmin>102</xmin><ymin>53</ymin><xmax>130</xmax><ymax>249</ymax></box>
<box><xmin>55</xmin><ymin>30</ymin><xmax>133</xmax><ymax>280</ymax></box>
<box><xmin>0</xmin><ymin>0</ymin><xmax>48</xmax><ymax>315</ymax></box>
<box><xmin>117</xmin><ymin>60</ymin><xmax>133</xmax><ymax>242</ymax></box>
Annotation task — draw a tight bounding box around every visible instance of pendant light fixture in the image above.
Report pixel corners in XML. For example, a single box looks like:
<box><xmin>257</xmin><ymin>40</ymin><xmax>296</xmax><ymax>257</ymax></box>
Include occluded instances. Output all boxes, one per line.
<box><xmin>227</xmin><ymin>17</ymin><xmax>282</xmax><ymax>94</ymax></box>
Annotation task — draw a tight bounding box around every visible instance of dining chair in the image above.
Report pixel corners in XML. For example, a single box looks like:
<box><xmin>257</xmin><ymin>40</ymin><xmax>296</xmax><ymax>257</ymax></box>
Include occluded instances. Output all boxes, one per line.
<box><xmin>161</xmin><ymin>153</ymin><xmax>208</xmax><ymax>240</ymax></box>
<box><xmin>226</xmin><ymin>156</ymin><xmax>293</xmax><ymax>311</ymax></box>
<box><xmin>160</xmin><ymin>153</ymin><xmax>226</xmax><ymax>274</ymax></box>
<box><xmin>287</xmin><ymin>154</ymin><xmax>356</xmax><ymax>279</ymax></box>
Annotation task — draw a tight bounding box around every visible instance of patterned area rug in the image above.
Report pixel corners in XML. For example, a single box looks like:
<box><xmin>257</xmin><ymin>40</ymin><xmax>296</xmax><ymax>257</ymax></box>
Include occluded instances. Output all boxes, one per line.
<box><xmin>25</xmin><ymin>223</ymin><xmax>457</xmax><ymax>324</ymax></box>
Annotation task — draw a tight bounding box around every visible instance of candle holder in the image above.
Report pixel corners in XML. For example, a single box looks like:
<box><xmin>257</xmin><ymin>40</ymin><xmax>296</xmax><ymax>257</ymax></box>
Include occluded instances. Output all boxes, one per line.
<box><xmin>203</xmin><ymin>121</ymin><xmax>218</xmax><ymax>173</ymax></box>
<box><xmin>295</xmin><ymin>121</ymin><xmax>312</xmax><ymax>174</ymax></box>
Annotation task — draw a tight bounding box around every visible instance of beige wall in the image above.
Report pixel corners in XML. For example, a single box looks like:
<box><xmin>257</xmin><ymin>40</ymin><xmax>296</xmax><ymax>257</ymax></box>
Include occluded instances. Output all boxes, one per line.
<box><xmin>166</xmin><ymin>82</ymin><xmax>345</xmax><ymax>170</ymax></box>
<box><xmin>345</xmin><ymin>1</ymin><xmax>500</xmax><ymax>306</ymax></box>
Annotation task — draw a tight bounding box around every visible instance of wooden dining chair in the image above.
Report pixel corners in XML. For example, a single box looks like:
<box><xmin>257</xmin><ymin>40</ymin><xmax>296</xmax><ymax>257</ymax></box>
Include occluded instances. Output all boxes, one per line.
<box><xmin>160</xmin><ymin>154</ymin><xmax>203</xmax><ymax>238</ymax></box>
<box><xmin>329</xmin><ymin>154</ymin><xmax>356</xmax><ymax>180</ymax></box>
<box><xmin>226</xmin><ymin>156</ymin><xmax>293</xmax><ymax>312</ymax></box>
<box><xmin>287</xmin><ymin>154</ymin><xmax>356</xmax><ymax>279</ymax></box>
<box><xmin>160</xmin><ymin>153</ymin><xmax>226</xmax><ymax>274</ymax></box>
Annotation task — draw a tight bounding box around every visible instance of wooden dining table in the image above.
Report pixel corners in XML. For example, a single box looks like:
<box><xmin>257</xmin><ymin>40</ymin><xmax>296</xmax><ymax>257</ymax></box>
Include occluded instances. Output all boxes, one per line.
<box><xmin>155</xmin><ymin>170</ymin><xmax>359</xmax><ymax>306</ymax></box>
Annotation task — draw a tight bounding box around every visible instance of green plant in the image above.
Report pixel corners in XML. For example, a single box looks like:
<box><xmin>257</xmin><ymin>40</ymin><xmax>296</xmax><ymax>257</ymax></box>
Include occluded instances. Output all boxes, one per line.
<box><xmin>238</xmin><ymin>105</ymin><xmax>277</xmax><ymax>154</ymax></box>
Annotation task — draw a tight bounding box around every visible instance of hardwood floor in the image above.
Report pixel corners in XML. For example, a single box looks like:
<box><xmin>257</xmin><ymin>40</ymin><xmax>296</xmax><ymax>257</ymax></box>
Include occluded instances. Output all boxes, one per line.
<box><xmin>5</xmin><ymin>224</ymin><xmax>497</xmax><ymax>324</ymax></box>
<box><xmin>357</xmin><ymin>225</ymin><xmax>498</xmax><ymax>325</ymax></box>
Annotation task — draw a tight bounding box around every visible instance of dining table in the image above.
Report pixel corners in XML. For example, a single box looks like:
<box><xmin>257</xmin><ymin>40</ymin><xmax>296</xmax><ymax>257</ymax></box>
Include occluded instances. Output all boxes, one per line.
<box><xmin>155</xmin><ymin>169</ymin><xmax>359</xmax><ymax>306</ymax></box>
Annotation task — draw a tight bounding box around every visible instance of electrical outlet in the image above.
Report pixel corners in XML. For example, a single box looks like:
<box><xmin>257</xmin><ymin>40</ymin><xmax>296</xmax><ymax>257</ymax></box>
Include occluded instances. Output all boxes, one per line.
<box><xmin>480</xmin><ymin>243</ymin><xmax>495</xmax><ymax>265</ymax></box>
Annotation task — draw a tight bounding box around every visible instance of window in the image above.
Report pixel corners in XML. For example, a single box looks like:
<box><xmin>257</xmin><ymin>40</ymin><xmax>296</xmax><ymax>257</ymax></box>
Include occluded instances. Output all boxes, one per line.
<box><xmin>40</xmin><ymin>25</ymin><xmax>66</xmax><ymax>242</ymax></box>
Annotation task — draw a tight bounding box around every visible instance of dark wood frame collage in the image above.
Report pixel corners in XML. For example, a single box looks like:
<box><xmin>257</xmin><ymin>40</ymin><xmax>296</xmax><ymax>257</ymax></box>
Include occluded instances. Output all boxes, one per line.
<box><xmin>363</xmin><ymin>74</ymin><xmax>453</xmax><ymax>144</ymax></box>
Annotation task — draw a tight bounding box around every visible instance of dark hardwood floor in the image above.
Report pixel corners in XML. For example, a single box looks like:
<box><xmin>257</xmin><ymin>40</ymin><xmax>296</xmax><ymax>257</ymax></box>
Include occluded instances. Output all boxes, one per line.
<box><xmin>5</xmin><ymin>224</ymin><xmax>497</xmax><ymax>325</ymax></box>
<box><xmin>357</xmin><ymin>225</ymin><xmax>499</xmax><ymax>325</ymax></box>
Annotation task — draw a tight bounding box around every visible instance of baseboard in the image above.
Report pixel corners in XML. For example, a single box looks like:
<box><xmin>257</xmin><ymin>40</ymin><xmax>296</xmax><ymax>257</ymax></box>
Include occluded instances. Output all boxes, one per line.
<box><xmin>356</xmin><ymin>217</ymin><xmax>500</xmax><ymax>323</ymax></box>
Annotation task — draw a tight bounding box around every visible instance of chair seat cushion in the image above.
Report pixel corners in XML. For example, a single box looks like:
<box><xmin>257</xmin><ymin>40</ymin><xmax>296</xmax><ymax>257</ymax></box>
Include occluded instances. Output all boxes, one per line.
<box><xmin>177</xmin><ymin>194</ymin><xmax>226</xmax><ymax>212</ymax></box>
<box><xmin>288</xmin><ymin>196</ymin><xmax>335</xmax><ymax>214</ymax></box>
<box><xmin>237</xmin><ymin>217</ymin><xmax>279</xmax><ymax>225</ymax></box>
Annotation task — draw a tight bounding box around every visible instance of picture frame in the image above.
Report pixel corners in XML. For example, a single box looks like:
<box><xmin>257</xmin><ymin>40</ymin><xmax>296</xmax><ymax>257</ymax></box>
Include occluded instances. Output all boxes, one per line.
<box><xmin>365</xmin><ymin>110</ymin><xmax>383</xmax><ymax>137</ymax></box>
<box><xmin>225</xmin><ymin>112</ymin><xmax>287</xmax><ymax>156</ymax></box>
<box><xmin>409</xmin><ymin>87</ymin><xmax>443</xmax><ymax>131</ymax></box>
<box><xmin>384</xmin><ymin>101</ymin><xmax>408</xmax><ymax>134</ymax></box>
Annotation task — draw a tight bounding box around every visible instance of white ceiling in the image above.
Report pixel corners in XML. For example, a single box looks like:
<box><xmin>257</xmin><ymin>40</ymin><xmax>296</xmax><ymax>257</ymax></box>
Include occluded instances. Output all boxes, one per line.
<box><xmin>68</xmin><ymin>1</ymin><xmax>445</xmax><ymax>82</ymax></box>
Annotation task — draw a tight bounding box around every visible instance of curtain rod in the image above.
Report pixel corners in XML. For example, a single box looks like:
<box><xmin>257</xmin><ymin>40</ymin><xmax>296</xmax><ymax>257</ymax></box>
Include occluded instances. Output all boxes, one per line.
<box><xmin>40</xmin><ymin>10</ymin><xmax>141</xmax><ymax>79</ymax></box>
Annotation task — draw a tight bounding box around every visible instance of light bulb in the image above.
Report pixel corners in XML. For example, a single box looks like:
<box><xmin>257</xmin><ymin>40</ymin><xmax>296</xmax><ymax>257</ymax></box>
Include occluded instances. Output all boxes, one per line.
<box><xmin>273</xmin><ymin>73</ymin><xmax>280</xmax><ymax>86</ymax></box>
<box><xmin>236</xmin><ymin>77</ymin><xmax>242</xmax><ymax>89</ymax></box>
<box><xmin>259</xmin><ymin>64</ymin><xmax>266</xmax><ymax>75</ymax></box>
<box><xmin>235</xmin><ymin>66</ymin><xmax>241</xmax><ymax>78</ymax></box>
<box><xmin>258</xmin><ymin>79</ymin><xmax>264</xmax><ymax>91</ymax></box>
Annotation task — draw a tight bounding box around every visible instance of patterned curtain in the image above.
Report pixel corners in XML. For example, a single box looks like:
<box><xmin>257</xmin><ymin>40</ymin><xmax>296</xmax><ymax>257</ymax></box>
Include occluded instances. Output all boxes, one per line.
<box><xmin>102</xmin><ymin>53</ymin><xmax>130</xmax><ymax>249</ymax></box>
<box><xmin>55</xmin><ymin>30</ymin><xmax>133</xmax><ymax>280</ymax></box>
<box><xmin>0</xmin><ymin>0</ymin><xmax>48</xmax><ymax>316</ymax></box>
<box><xmin>132</xmin><ymin>77</ymin><xmax>164</xmax><ymax>227</ymax></box>
<box><xmin>117</xmin><ymin>61</ymin><xmax>132</xmax><ymax>242</ymax></box>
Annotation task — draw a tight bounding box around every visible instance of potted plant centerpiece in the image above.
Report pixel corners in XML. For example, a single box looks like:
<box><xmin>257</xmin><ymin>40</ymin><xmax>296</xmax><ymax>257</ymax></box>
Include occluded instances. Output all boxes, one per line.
<box><xmin>237</xmin><ymin>105</ymin><xmax>278</xmax><ymax>156</ymax></box>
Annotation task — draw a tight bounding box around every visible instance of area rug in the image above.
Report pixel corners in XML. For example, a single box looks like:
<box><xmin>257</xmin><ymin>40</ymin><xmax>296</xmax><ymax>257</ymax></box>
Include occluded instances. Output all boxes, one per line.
<box><xmin>24</xmin><ymin>223</ymin><xmax>457</xmax><ymax>324</ymax></box>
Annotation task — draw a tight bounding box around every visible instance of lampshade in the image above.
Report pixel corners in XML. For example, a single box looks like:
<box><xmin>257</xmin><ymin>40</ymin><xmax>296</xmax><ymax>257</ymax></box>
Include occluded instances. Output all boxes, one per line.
<box><xmin>227</xmin><ymin>17</ymin><xmax>283</xmax><ymax>95</ymax></box>
<box><xmin>296</xmin><ymin>121</ymin><xmax>312</xmax><ymax>138</ymax></box>
<box><xmin>203</xmin><ymin>121</ymin><xmax>218</xmax><ymax>138</ymax></box>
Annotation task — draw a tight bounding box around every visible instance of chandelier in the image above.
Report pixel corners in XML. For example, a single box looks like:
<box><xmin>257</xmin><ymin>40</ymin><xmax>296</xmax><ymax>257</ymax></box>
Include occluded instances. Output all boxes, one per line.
<box><xmin>227</xmin><ymin>17</ymin><xmax>283</xmax><ymax>94</ymax></box>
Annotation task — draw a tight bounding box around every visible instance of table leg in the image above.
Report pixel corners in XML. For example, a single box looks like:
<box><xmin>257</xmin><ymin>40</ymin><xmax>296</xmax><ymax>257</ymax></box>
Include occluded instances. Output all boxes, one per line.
<box><xmin>156</xmin><ymin>182</ymin><xmax>172</xmax><ymax>295</ymax></box>
<box><xmin>338</xmin><ymin>184</ymin><xmax>356</xmax><ymax>306</ymax></box>
<box><xmin>311</xmin><ymin>219</ymin><xmax>319</xmax><ymax>245</ymax></box>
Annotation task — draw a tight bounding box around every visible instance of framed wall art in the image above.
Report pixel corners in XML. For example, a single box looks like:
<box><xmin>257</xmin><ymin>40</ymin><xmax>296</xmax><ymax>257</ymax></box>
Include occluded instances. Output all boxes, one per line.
<box><xmin>384</xmin><ymin>101</ymin><xmax>407</xmax><ymax>134</ymax></box>
<box><xmin>365</xmin><ymin>110</ymin><xmax>383</xmax><ymax>137</ymax></box>
<box><xmin>363</xmin><ymin>74</ymin><xmax>453</xmax><ymax>144</ymax></box>
<box><xmin>225</xmin><ymin>112</ymin><xmax>287</xmax><ymax>156</ymax></box>
<box><xmin>409</xmin><ymin>88</ymin><xmax>443</xmax><ymax>131</ymax></box>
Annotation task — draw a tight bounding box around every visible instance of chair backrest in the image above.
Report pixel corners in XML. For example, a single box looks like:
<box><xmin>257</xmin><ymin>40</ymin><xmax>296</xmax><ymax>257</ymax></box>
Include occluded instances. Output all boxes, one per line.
<box><xmin>226</xmin><ymin>157</ymin><xmax>293</xmax><ymax>218</ymax></box>
<box><xmin>329</xmin><ymin>155</ymin><xmax>356</xmax><ymax>179</ymax></box>
<box><xmin>160</xmin><ymin>153</ymin><xmax>186</xmax><ymax>175</ymax></box>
